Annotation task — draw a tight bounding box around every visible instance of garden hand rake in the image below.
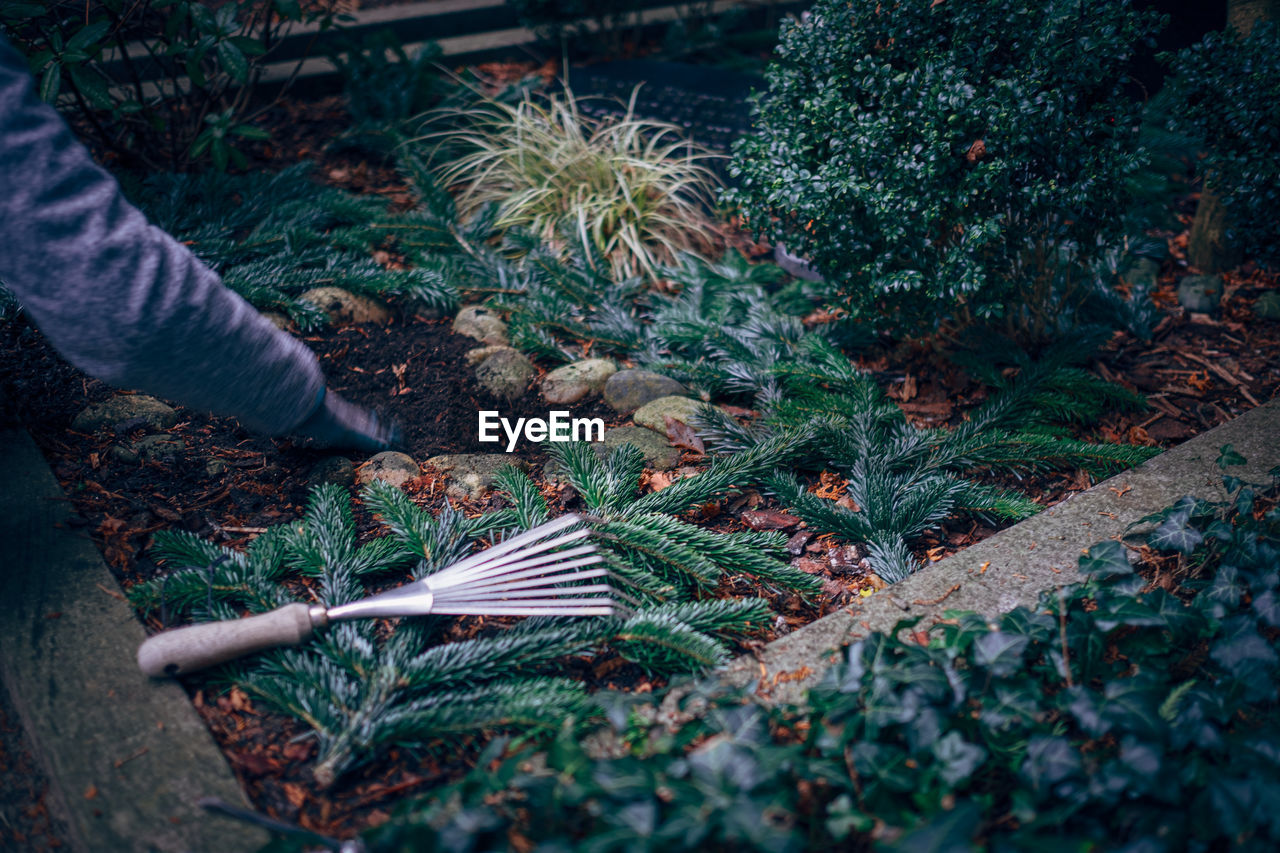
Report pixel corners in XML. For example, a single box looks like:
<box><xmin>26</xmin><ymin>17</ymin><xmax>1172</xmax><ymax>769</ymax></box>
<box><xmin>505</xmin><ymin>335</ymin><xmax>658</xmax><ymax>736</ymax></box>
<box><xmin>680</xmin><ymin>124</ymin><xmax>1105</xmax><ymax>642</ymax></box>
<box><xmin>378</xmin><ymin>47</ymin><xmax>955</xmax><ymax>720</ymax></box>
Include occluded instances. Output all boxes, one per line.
<box><xmin>137</xmin><ymin>514</ymin><xmax>617</xmax><ymax>677</ymax></box>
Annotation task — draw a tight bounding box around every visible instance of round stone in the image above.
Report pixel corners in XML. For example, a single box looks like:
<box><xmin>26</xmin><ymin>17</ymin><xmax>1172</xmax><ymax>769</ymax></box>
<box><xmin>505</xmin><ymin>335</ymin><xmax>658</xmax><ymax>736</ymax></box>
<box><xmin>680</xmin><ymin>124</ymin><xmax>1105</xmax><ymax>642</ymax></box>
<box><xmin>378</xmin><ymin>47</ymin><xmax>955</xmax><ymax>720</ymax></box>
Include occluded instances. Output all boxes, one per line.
<box><xmin>1176</xmin><ymin>275</ymin><xmax>1222</xmax><ymax>314</ymax></box>
<box><xmin>108</xmin><ymin>445</ymin><xmax>141</xmax><ymax>465</ymax></box>
<box><xmin>133</xmin><ymin>434</ymin><xmax>185</xmax><ymax>463</ymax></box>
<box><xmin>1254</xmin><ymin>291</ymin><xmax>1280</xmax><ymax>321</ymax></box>
<box><xmin>354</xmin><ymin>451</ymin><xmax>419</xmax><ymax>488</ymax></box>
<box><xmin>309</xmin><ymin>456</ymin><xmax>356</xmax><ymax>488</ymax></box>
<box><xmin>594</xmin><ymin>426</ymin><xmax>681</xmax><ymax>470</ymax></box>
<box><xmin>425</xmin><ymin>454</ymin><xmax>531</xmax><ymax>501</ymax></box>
<box><xmin>632</xmin><ymin>396</ymin><xmax>706</xmax><ymax>433</ymax></box>
<box><xmin>261</xmin><ymin>311</ymin><xmax>294</xmax><ymax>331</ymax></box>
<box><xmin>298</xmin><ymin>287</ymin><xmax>392</xmax><ymax>325</ymax></box>
<box><xmin>603</xmin><ymin>369</ymin><xmax>688</xmax><ymax>415</ymax></box>
<box><xmin>466</xmin><ymin>345</ymin><xmax>513</xmax><ymax>367</ymax></box>
<box><xmin>452</xmin><ymin>305</ymin><xmax>509</xmax><ymax>346</ymax></box>
<box><xmin>475</xmin><ymin>348</ymin><xmax>536</xmax><ymax>401</ymax></box>
<box><xmin>72</xmin><ymin>395</ymin><xmax>178</xmax><ymax>433</ymax></box>
<box><xmin>542</xmin><ymin>359</ymin><xmax>618</xmax><ymax>405</ymax></box>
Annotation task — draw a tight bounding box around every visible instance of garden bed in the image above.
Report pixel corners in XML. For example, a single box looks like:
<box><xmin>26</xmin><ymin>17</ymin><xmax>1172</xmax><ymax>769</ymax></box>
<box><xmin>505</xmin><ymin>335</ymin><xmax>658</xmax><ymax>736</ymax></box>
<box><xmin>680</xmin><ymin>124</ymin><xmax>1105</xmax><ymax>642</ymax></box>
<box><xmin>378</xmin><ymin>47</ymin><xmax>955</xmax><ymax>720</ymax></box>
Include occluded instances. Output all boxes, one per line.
<box><xmin>2</xmin><ymin>241</ymin><xmax>1279</xmax><ymax>836</ymax></box>
<box><xmin>2</xmin><ymin>16</ymin><xmax>1280</xmax><ymax>838</ymax></box>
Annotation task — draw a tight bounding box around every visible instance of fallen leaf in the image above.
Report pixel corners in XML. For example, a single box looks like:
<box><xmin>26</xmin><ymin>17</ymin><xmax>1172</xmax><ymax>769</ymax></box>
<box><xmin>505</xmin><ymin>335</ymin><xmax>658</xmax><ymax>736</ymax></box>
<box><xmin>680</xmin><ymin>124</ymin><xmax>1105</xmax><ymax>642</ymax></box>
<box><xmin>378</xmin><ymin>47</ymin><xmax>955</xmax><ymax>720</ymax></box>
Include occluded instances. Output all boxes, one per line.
<box><xmin>282</xmin><ymin>741</ymin><xmax>313</xmax><ymax>762</ymax></box>
<box><xmin>83</xmin><ymin>785</ymin><xmax>98</xmax><ymax>800</ymax></box>
<box><xmin>821</xmin><ymin>578</ymin><xmax>846</xmax><ymax>597</ymax></box>
<box><xmin>643</xmin><ymin>471</ymin><xmax>674</xmax><ymax>492</ymax></box>
<box><xmin>228</xmin><ymin>686</ymin><xmax>252</xmax><ymax>712</ymax></box>
<box><xmin>828</xmin><ymin>545</ymin><xmax>867</xmax><ymax>575</ymax></box>
<box><xmin>664</xmin><ymin>416</ymin><xmax>705</xmax><ymax>455</ymax></box>
<box><xmin>900</xmin><ymin>374</ymin><xmax>918</xmax><ymax>401</ymax></box>
<box><xmin>812</xmin><ymin>471</ymin><xmax>847</xmax><ymax>500</ymax></box>
<box><xmin>283</xmin><ymin>783</ymin><xmax>308</xmax><ymax>809</ymax></box>
<box><xmin>741</xmin><ymin>509</ymin><xmax>800</xmax><ymax>530</ymax></box>
<box><xmin>229</xmin><ymin>750</ymin><xmax>278</xmax><ymax>776</ymax></box>
<box><xmin>790</xmin><ymin>557</ymin><xmax>826</xmax><ymax>575</ymax></box>
<box><xmin>786</xmin><ymin>529</ymin><xmax>814</xmax><ymax>555</ymax></box>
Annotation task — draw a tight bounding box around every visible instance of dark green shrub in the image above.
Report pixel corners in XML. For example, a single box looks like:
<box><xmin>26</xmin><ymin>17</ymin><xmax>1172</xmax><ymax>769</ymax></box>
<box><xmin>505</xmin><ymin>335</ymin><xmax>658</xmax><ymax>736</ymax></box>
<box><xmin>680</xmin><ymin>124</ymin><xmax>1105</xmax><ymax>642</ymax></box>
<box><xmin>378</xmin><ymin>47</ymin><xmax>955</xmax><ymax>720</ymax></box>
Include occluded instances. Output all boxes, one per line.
<box><xmin>1163</xmin><ymin>21</ymin><xmax>1280</xmax><ymax>265</ymax></box>
<box><xmin>725</xmin><ymin>0</ymin><xmax>1163</xmax><ymax>337</ymax></box>
<box><xmin>0</xmin><ymin>0</ymin><xmax>343</xmax><ymax>171</ymax></box>
<box><xmin>328</xmin><ymin>30</ymin><xmax>444</xmax><ymax>130</ymax></box>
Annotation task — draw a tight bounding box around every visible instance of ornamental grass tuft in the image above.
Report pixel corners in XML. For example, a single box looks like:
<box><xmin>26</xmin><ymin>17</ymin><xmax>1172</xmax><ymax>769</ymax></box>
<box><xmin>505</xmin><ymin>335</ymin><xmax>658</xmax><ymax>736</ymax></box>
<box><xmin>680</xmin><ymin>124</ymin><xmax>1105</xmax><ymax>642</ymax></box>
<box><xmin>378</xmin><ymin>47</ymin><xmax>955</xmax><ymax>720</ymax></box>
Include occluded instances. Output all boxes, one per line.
<box><xmin>420</xmin><ymin>86</ymin><xmax>723</xmax><ymax>281</ymax></box>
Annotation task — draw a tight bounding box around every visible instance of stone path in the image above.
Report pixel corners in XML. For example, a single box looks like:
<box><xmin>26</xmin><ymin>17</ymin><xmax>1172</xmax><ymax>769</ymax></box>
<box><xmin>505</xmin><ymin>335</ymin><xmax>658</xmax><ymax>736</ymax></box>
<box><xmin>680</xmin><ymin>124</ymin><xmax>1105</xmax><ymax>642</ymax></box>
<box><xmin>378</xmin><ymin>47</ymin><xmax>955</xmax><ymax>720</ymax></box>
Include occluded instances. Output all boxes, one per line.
<box><xmin>0</xmin><ymin>429</ymin><xmax>267</xmax><ymax>853</ymax></box>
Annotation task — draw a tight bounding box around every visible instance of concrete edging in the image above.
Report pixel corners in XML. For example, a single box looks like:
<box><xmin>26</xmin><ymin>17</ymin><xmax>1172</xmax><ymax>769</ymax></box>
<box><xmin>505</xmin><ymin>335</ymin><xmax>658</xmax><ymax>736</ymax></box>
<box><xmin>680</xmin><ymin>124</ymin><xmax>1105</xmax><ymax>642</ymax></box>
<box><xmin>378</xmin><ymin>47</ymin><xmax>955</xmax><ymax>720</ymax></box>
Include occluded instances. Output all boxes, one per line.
<box><xmin>0</xmin><ymin>428</ymin><xmax>267</xmax><ymax>853</ymax></box>
<box><xmin>721</xmin><ymin>398</ymin><xmax>1280</xmax><ymax>704</ymax></box>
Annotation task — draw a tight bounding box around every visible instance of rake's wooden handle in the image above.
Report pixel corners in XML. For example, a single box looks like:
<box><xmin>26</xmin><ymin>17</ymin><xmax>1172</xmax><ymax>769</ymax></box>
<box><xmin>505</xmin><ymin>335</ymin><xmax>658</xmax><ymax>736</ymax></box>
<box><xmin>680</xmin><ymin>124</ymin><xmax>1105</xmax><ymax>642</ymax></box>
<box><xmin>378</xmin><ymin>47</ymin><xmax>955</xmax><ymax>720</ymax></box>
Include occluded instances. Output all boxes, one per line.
<box><xmin>137</xmin><ymin>603</ymin><xmax>319</xmax><ymax>677</ymax></box>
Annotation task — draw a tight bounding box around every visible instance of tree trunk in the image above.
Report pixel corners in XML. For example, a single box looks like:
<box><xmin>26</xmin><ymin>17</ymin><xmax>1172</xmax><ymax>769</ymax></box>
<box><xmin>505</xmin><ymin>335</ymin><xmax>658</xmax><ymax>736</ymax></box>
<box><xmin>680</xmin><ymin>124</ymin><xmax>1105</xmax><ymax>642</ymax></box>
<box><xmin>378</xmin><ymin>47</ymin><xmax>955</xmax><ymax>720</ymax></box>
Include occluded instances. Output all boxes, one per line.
<box><xmin>1227</xmin><ymin>0</ymin><xmax>1278</xmax><ymax>35</ymax></box>
<box><xmin>1187</xmin><ymin>185</ymin><xmax>1239</xmax><ymax>273</ymax></box>
<box><xmin>1185</xmin><ymin>0</ymin><xmax>1278</xmax><ymax>272</ymax></box>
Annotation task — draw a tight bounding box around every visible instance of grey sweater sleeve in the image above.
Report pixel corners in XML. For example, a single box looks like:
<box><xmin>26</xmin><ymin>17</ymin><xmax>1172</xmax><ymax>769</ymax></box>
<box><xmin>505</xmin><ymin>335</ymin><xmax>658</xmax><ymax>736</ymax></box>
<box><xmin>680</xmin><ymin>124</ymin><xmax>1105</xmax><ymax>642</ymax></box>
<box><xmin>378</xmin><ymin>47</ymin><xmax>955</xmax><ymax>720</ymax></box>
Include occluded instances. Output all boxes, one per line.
<box><xmin>0</xmin><ymin>36</ymin><xmax>324</xmax><ymax>436</ymax></box>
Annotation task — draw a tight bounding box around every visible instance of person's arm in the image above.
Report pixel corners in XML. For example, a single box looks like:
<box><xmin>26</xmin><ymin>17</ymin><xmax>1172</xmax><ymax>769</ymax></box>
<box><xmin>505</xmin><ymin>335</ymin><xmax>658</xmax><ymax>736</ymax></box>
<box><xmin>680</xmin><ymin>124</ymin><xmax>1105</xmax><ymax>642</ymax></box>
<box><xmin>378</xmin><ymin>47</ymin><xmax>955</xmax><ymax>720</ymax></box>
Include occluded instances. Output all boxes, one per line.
<box><xmin>0</xmin><ymin>36</ymin><xmax>397</xmax><ymax>449</ymax></box>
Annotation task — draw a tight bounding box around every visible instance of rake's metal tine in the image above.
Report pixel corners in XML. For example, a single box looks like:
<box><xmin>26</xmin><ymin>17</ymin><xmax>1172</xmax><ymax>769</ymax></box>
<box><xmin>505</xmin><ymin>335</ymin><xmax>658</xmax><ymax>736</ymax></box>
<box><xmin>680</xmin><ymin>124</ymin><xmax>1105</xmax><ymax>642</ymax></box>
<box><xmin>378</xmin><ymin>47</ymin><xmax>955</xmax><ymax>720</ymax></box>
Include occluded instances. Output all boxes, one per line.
<box><xmin>437</xmin><ymin>527</ymin><xmax>592</xmax><ymax>586</ymax></box>
<box><xmin>429</xmin><ymin>555</ymin><xmax>604</xmax><ymax>595</ymax></box>
<box><xmin>427</xmin><ymin>542</ymin><xmax>598</xmax><ymax>589</ymax></box>
<box><xmin>437</xmin><ymin>583</ymin><xmax>616</xmax><ymax>601</ymax></box>
<box><xmin>429</xmin><ymin>602</ymin><xmax>618</xmax><ymax>617</ymax></box>
<box><xmin>431</xmin><ymin>566</ymin><xmax>610</xmax><ymax>598</ymax></box>
<box><xmin>434</xmin><ymin>515</ymin><xmax>585</xmax><ymax>580</ymax></box>
<box><xmin>601</xmin><ymin>572</ymin><xmax>643</xmax><ymax>608</ymax></box>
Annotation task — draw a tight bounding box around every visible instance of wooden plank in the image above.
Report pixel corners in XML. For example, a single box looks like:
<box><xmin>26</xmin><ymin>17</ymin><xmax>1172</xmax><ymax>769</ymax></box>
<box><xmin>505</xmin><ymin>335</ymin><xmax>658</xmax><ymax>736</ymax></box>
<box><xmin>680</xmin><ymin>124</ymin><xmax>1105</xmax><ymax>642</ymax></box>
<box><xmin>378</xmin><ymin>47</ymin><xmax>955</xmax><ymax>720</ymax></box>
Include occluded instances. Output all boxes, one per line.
<box><xmin>0</xmin><ymin>429</ymin><xmax>267</xmax><ymax>853</ymax></box>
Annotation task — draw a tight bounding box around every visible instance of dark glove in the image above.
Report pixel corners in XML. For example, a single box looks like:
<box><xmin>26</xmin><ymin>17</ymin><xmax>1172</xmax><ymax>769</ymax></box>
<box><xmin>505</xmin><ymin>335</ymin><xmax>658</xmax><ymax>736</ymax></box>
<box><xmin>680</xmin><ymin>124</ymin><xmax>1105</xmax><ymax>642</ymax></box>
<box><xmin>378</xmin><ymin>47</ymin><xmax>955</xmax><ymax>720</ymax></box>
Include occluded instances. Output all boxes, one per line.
<box><xmin>293</xmin><ymin>388</ymin><xmax>404</xmax><ymax>453</ymax></box>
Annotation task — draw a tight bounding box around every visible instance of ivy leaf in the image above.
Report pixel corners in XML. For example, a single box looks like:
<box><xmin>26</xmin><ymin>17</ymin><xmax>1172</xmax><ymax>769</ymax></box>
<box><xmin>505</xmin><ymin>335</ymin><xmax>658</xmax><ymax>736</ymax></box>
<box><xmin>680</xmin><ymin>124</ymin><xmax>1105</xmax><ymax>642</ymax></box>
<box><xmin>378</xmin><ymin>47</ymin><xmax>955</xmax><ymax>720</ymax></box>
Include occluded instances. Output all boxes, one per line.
<box><xmin>972</xmin><ymin>631</ymin><xmax>1029</xmax><ymax>678</ymax></box>
<box><xmin>1216</xmin><ymin>444</ymin><xmax>1246</xmax><ymax>469</ymax></box>
<box><xmin>1099</xmin><ymin>679</ymin><xmax>1165</xmax><ymax>739</ymax></box>
<box><xmin>1253</xmin><ymin>589</ymin><xmax>1280</xmax><ymax>628</ymax></box>
<box><xmin>894</xmin><ymin>800</ymin><xmax>982</xmax><ymax>853</ymax></box>
<box><xmin>1210</xmin><ymin>617</ymin><xmax>1279</xmax><ymax>683</ymax></box>
<box><xmin>1143</xmin><ymin>588</ymin><xmax>1203</xmax><ymax>636</ymax></box>
<box><xmin>1066</xmin><ymin>685</ymin><xmax>1109</xmax><ymax>737</ymax></box>
<box><xmin>850</xmin><ymin>743</ymin><xmax>914</xmax><ymax>793</ymax></box>
<box><xmin>1151</xmin><ymin>514</ymin><xmax>1203</xmax><ymax>555</ymax></box>
<box><xmin>1078</xmin><ymin>540</ymin><xmax>1132</xmax><ymax>578</ymax></box>
<box><xmin>1092</xmin><ymin>594</ymin><xmax>1165</xmax><ymax>632</ymax></box>
<box><xmin>931</xmin><ymin>731</ymin><xmax>986</xmax><ymax>786</ymax></box>
<box><xmin>1020</xmin><ymin>735</ymin><xmax>1080</xmax><ymax>792</ymax></box>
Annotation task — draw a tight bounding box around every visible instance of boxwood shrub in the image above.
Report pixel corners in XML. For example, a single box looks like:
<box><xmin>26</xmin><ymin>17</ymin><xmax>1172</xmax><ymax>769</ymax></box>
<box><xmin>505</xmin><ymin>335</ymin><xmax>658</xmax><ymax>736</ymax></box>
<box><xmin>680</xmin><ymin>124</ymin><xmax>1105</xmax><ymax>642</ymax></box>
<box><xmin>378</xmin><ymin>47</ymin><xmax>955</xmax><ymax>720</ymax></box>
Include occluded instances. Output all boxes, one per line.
<box><xmin>725</xmin><ymin>0</ymin><xmax>1163</xmax><ymax>336</ymax></box>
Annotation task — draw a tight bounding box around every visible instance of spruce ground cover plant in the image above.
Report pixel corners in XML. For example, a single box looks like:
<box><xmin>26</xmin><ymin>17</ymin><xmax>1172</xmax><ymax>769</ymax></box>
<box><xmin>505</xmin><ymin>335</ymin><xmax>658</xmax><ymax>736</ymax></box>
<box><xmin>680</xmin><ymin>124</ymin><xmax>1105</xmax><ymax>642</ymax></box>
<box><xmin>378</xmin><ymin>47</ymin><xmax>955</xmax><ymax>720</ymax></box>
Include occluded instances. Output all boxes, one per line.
<box><xmin>475</xmin><ymin>236</ymin><xmax>1158</xmax><ymax>583</ymax></box>
<box><xmin>130</xmin><ymin>439</ymin><xmax>823</xmax><ymax>785</ymax></box>
<box><xmin>336</xmin><ymin>452</ymin><xmax>1280</xmax><ymax>852</ymax></box>
<box><xmin>122</xmin><ymin>162</ymin><xmax>463</xmax><ymax>330</ymax></box>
